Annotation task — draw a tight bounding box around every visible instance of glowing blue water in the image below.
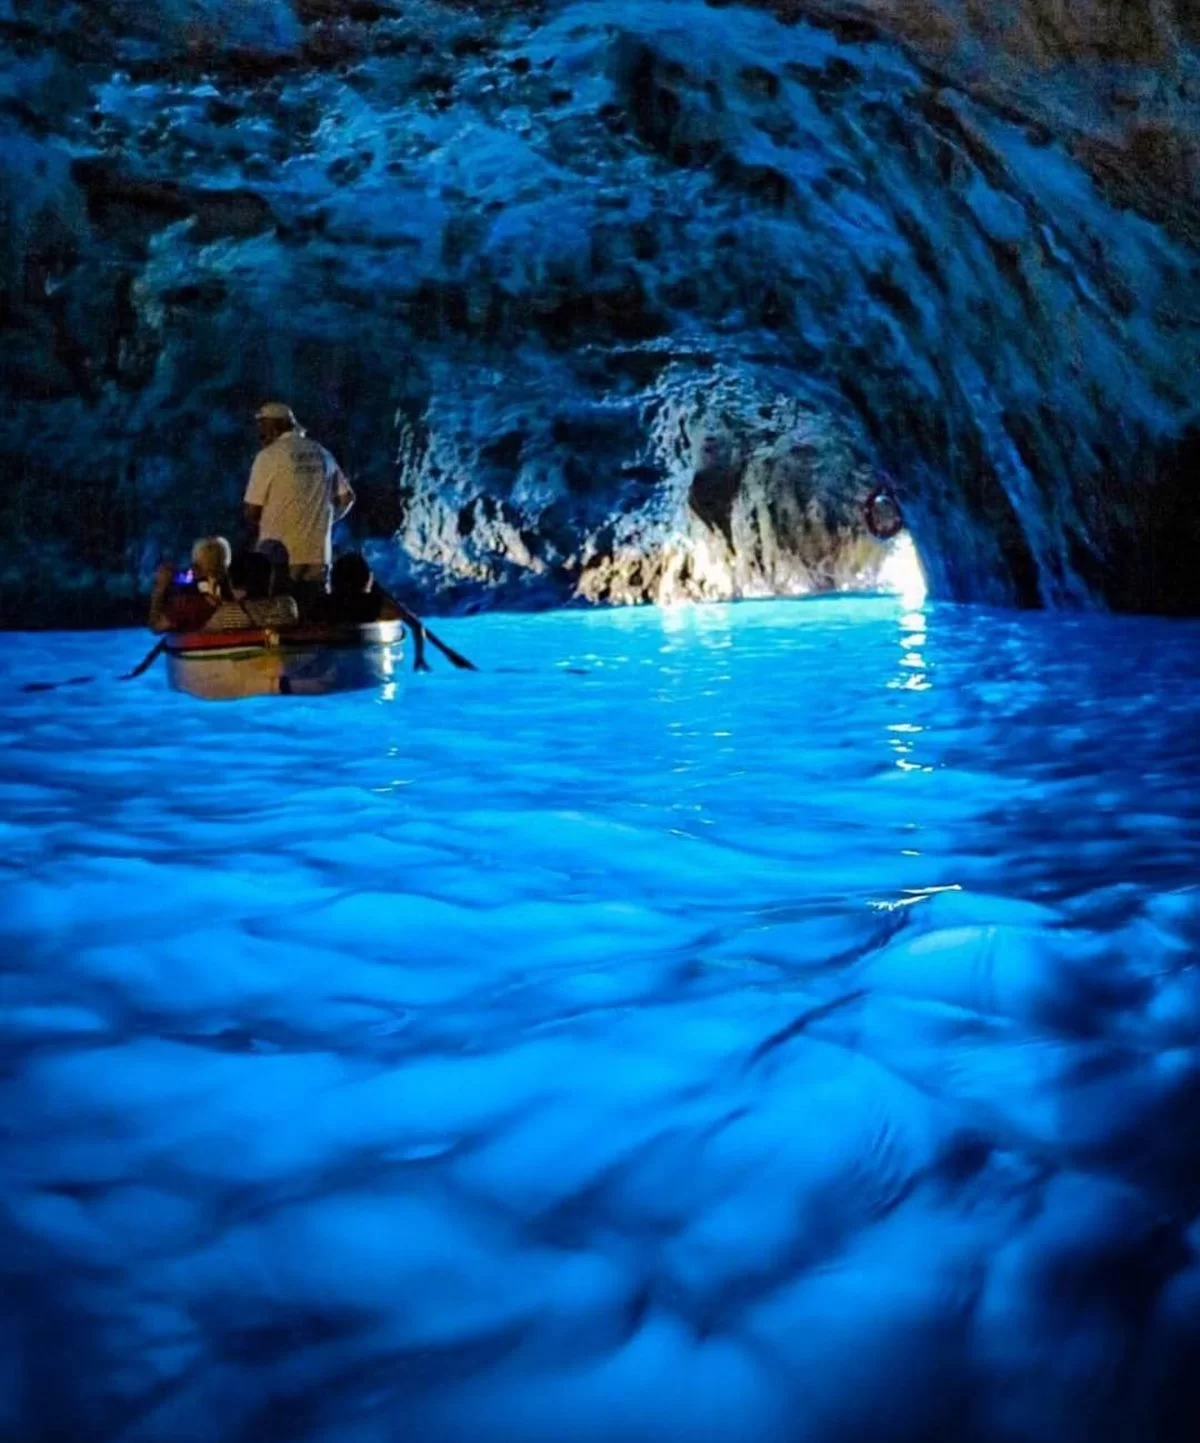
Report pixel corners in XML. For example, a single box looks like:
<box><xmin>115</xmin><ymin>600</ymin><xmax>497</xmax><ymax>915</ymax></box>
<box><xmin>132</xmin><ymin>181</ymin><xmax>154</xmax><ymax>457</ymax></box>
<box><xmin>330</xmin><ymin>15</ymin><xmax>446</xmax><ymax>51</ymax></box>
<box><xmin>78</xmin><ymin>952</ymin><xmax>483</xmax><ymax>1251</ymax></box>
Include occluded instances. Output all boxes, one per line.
<box><xmin>2</xmin><ymin>596</ymin><xmax>1198</xmax><ymax>1443</ymax></box>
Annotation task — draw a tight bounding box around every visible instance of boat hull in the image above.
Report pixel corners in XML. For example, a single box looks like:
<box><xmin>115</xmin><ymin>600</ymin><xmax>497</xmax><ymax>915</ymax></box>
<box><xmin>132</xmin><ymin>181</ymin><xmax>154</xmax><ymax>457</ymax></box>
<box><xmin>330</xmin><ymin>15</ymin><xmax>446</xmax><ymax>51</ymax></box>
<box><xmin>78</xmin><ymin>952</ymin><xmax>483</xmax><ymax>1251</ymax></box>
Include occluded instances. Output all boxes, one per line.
<box><xmin>164</xmin><ymin>621</ymin><xmax>404</xmax><ymax>701</ymax></box>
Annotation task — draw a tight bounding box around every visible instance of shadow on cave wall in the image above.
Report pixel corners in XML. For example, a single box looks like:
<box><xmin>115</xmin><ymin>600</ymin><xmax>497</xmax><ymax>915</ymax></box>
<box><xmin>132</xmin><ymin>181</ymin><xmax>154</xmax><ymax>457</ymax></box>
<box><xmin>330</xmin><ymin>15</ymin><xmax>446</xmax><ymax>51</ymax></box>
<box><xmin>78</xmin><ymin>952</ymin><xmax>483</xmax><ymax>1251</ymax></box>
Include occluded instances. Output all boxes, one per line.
<box><xmin>1072</xmin><ymin>426</ymin><xmax>1200</xmax><ymax>617</ymax></box>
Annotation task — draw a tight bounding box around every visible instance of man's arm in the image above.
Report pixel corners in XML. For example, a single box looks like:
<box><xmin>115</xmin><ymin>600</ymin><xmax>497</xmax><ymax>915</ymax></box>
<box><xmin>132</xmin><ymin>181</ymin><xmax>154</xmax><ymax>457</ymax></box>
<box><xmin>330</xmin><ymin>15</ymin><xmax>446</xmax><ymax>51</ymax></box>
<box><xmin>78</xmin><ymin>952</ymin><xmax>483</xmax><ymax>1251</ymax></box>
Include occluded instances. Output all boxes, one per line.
<box><xmin>243</xmin><ymin>502</ymin><xmax>263</xmax><ymax>536</ymax></box>
<box><xmin>333</xmin><ymin>478</ymin><xmax>355</xmax><ymax>522</ymax></box>
<box><xmin>331</xmin><ymin>459</ymin><xmax>355</xmax><ymax>523</ymax></box>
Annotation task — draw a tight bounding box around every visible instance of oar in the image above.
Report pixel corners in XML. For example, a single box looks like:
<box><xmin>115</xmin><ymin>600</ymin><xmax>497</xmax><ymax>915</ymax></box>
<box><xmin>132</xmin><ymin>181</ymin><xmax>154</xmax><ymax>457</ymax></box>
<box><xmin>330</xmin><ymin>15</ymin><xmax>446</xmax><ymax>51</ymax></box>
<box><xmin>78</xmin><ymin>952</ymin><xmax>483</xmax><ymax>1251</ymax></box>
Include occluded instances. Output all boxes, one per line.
<box><xmin>120</xmin><ymin>637</ymin><xmax>168</xmax><ymax>679</ymax></box>
<box><xmin>20</xmin><ymin>637</ymin><xmax>167</xmax><ymax>694</ymax></box>
<box><xmin>422</xmin><ymin>624</ymin><xmax>476</xmax><ymax>671</ymax></box>
<box><xmin>393</xmin><ymin>603</ymin><xmax>476</xmax><ymax>672</ymax></box>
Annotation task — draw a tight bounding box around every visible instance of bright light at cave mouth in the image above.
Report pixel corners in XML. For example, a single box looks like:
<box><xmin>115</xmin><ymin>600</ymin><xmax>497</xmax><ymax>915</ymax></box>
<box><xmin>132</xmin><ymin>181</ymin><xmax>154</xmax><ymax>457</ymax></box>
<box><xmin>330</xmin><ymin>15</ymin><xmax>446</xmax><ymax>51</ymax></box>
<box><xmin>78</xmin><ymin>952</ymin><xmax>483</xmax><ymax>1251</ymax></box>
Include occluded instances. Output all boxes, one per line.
<box><xmin>876</xmin><ymin>533</ymin><xmax>928</xmax><ymax>607</ymax></box>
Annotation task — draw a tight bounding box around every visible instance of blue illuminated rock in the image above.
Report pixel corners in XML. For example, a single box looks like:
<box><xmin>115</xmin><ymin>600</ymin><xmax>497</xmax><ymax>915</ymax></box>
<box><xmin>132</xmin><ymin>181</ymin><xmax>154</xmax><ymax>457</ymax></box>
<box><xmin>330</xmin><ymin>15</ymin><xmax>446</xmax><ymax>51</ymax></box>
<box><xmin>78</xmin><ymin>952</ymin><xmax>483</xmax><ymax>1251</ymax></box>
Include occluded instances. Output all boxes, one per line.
<box><xmin>0</xmin><ymin>0</ymin><xmax>1197</xmax><ymax>620</ymax></box>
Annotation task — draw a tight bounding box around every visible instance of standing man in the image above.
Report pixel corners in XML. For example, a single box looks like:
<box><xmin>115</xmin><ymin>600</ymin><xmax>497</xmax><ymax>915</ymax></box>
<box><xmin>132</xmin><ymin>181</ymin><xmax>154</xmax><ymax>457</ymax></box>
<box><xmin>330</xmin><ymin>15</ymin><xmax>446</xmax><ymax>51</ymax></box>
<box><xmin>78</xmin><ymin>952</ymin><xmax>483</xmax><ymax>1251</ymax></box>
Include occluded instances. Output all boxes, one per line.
<box><xmin>244</xmin><ymin>402</ymin><xmax>355</xmax><ymax>612</ymax></box>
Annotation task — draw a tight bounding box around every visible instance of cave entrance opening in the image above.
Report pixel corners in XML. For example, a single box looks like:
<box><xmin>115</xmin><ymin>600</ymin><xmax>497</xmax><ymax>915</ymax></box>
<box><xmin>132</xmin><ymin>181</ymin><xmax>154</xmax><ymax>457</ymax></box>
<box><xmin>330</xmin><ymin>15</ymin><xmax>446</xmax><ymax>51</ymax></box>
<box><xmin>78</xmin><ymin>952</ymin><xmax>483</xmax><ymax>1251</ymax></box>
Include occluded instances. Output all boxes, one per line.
<box><xmin>874</xmin><ymin>531</ymin><xmax>927</xmax><ymax>608</ymax></box>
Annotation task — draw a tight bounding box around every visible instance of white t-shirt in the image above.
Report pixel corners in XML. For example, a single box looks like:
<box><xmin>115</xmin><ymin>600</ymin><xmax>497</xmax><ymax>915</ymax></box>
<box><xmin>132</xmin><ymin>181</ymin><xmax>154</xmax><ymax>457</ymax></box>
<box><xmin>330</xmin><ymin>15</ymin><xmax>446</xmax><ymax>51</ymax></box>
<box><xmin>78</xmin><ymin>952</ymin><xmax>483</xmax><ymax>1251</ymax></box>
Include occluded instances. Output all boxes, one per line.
<box><xmin>244</xmin><ymin>431</ymin><xmax>354</xmax><ymax>568</ymax></box>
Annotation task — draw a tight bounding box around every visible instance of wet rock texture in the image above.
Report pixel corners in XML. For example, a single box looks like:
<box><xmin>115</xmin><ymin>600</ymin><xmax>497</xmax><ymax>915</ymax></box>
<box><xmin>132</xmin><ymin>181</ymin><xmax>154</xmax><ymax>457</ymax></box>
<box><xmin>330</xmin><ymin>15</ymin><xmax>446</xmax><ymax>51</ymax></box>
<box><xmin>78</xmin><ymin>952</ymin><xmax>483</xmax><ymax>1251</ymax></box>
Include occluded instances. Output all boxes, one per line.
<box><xmin>1</xmin><ymin>0</ymin><xmax>1199</xmax><ymax>619</ymax></box>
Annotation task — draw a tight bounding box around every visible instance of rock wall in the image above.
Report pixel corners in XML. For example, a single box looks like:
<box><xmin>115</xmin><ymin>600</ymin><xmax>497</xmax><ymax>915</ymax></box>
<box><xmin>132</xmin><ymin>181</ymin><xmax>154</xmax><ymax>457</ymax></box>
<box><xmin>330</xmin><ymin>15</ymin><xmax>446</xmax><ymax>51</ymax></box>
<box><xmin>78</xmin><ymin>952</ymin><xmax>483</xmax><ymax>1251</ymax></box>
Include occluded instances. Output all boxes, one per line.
<box><xmin>1</xmin><ymin>0</ymin><xmax>1198</xmax><ymax>621</ymax></box>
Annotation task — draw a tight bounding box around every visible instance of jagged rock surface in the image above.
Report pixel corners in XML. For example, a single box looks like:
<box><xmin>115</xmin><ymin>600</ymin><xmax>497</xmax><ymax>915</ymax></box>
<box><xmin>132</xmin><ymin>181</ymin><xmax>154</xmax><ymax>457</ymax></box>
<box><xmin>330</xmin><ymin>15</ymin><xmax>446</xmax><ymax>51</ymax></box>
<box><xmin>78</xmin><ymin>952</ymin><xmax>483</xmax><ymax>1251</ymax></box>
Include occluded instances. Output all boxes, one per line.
<box><xmin>1</xmin><ymin>0</ymin><xmax>1198</xmax><ymax>621</ymax></box>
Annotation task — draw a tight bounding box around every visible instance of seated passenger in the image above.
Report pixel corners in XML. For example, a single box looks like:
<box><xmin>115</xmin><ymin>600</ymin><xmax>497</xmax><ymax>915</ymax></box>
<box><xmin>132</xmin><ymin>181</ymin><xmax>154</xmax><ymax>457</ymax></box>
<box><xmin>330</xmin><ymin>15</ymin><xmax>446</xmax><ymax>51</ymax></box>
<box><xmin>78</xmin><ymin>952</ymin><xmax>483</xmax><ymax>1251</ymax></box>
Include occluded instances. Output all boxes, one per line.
<box><xmin>323</xmin><ymin>552</ymin><xmax>395</xmax><ymax>624</ymax></box>
<box><xmin>322</xmin><ymin>552</ymin><xmax>429</xmax><ymax>671</ymax></box>
<box><xmin>204</xmin><ymin>549</ymin><xmax>300</xmax><ymax>631</ymax></box>
<box><xmin>148</xmin><ymin>536</ymin><xmax>231</xmax><ymax>633</ymax></box>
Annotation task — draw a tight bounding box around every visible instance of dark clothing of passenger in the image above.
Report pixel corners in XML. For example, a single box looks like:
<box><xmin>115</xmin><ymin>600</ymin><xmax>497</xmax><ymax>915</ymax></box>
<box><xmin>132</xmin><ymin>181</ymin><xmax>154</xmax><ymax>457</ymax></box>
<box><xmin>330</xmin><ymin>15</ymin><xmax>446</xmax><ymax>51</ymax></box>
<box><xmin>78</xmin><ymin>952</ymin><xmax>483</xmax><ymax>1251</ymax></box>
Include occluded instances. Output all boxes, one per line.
<box><xmin>291</xmin><ymin>577</ymin><xmax>329</xmax><ymax>619</ymax></box>
<box><xmin>150</xmin><ymin>587</ymin><xmax>219</xmax><ymax>634</ymax></box>
<box><xmin>319</xmin><ymin>589</ymin><xmax>393</xmax><ymax>626</ymax></box>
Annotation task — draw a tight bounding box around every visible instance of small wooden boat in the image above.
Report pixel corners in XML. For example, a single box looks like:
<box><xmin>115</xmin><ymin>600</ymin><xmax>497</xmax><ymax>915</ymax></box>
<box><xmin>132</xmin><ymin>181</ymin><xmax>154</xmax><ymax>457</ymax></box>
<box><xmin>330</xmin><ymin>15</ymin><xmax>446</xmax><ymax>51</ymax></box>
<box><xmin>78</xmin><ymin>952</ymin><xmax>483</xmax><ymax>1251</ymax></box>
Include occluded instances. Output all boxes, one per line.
<box><xmin>164</xmin><ymin>620</ymin><xmax>404</xmax><ymax>701</ymax></box>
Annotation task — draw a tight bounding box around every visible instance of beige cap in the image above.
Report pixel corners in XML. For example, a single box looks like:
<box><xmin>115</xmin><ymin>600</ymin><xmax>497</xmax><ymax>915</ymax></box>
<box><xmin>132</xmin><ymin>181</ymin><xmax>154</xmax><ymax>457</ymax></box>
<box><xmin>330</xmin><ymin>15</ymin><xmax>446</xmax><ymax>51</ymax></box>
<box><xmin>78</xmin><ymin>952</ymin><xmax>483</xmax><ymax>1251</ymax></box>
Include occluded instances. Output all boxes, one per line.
<box><xmin>255</xmin><ymin>401</ymin><xmax>296</xmax><ymax>423</ymax></box>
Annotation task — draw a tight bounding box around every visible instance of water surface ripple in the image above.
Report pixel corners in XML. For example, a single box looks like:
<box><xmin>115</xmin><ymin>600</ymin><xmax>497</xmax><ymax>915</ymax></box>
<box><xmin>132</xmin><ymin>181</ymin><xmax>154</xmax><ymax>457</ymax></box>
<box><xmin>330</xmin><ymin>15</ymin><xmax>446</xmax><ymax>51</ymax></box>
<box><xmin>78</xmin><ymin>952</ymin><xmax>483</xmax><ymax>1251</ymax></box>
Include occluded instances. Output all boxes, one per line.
<box><xmin>1</xmin><ymin>598</ymin><xmax>1198</xmax><ymax>1443</ymax></box>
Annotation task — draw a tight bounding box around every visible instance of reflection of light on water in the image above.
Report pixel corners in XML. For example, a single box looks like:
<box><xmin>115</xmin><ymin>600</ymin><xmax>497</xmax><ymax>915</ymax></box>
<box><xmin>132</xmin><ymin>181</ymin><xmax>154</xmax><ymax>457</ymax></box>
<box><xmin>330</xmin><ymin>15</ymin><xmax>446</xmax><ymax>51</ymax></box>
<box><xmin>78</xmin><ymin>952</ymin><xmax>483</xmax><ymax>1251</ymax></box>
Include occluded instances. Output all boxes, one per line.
<box><xmin>871</xmin><ymin>882</ymin><xmax>962</xmax><ymax>912</ymax></box>
<box><xmin>878</xmin><ymin>533</ymin><xmax>927</xmax><ymax>607</ymax></box>
<box><xmin>888</xmin><ymin>726</ymin><xmax>933</xmax><ymax>769</ymax></box>
<box><xmin>887</xmin><ymin>703</ymin><xmax>933</xmax><ymax>770</ymax></box>
<box><xmin>658</xmin><ymin>599</ymin><xmax>692</xmax><ymax>630</ymax></box>
<box><xmin>371</xmin><ymin>776</ymin><xmax>412</xmax><ymax>794</ymax></box>
<box><xmin>889</xmin><ymin>598</ymin><xmax>931</xmax><ymax>693</ymax></box>
<box><xmin>659</xmin><ymin>602</ymin><xmax>734</xmax><ymax>646</ymax></box>
<box><xmin>6</xmin><ymin>591</ymin><xmax>1200</xmax><ymax>1443</ymax></box>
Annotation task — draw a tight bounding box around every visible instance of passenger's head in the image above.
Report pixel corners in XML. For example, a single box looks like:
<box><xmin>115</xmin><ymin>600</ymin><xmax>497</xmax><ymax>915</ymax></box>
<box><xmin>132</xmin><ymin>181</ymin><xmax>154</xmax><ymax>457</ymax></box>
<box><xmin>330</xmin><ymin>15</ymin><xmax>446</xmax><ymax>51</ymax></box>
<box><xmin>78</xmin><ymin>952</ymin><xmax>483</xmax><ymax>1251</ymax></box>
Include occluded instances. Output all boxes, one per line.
<box><xmin>191</xmin><ymin>535</ymin><xmax>232</xmax><ymax>586</ymax></box>
<box><xmin>331</xmin><ymin>552</ymin><xmax>373</xmax><ymax>597</ymax></box>
<box><xmin>256</xmin><ymin>538</ymin><xmax>292</xmax><ymax>595</ymax></box>
<box><xmin>229</xmin><ymin>549</ymin><xmax>273</xmax><ymax>600</ymax></box>
<box><xmin>255</xmin><ymin>401</ymin><xmax>297</xmax><ymax>449</ymax></box>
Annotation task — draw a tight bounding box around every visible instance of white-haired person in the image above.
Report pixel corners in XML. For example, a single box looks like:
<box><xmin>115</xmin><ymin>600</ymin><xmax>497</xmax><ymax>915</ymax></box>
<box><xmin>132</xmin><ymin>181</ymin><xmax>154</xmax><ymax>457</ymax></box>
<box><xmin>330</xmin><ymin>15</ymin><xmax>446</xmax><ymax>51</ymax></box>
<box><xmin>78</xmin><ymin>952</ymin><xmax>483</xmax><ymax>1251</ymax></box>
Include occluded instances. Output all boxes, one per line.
<box><xmin>243</xmin><ymin>401</ymin><xmax>355</xmax><ymax>614</ymax></box>
<box><xmin>148</xmin><ymin>535</ymin><xmax>231</xmax><ymax>633</ymax></box>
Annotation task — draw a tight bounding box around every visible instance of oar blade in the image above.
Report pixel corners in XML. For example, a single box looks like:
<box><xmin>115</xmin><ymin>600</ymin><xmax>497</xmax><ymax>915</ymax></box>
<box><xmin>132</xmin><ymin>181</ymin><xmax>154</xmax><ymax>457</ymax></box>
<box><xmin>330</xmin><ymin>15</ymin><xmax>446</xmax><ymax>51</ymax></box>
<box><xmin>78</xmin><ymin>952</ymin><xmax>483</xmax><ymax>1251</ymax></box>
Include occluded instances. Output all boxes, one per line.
<box><xmin>20</xmin><ymin>674</ymin><xmax>97</xmax><ymax>693</ymax></box>
<box><xmin>418</xmin><ymin>621</ymin><xmax>477</xmax><ymax>672</ymax></box>
<box><xmin>440</xmin><ymin>644</ymin><xmax>477</xmax><ymax>672</ymax></box>
<box><xmin>119</xmin><ymin>638</ymin><xmax>168</xmax><ymax>680</ymax></box>
<box><xmin>21</xmin><ymin>637</ymin><xmax>166</xmax><ymax>694</ymax></box>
